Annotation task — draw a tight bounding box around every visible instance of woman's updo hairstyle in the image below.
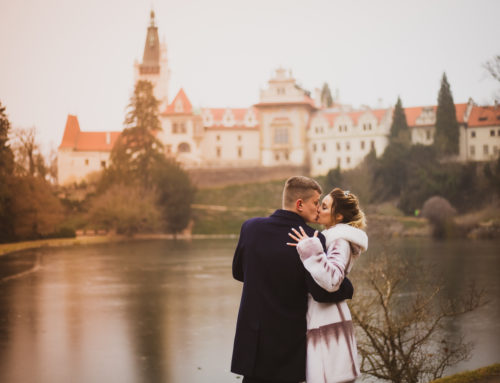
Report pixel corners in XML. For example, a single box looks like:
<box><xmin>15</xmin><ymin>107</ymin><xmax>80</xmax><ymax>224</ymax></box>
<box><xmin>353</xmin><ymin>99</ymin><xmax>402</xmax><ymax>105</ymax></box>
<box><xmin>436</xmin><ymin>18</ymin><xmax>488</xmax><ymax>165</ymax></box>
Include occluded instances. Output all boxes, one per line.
<box><xmin>329</xmin><ymin>188</ymin><xmax>366</xmax><ymax>230</ymax></box>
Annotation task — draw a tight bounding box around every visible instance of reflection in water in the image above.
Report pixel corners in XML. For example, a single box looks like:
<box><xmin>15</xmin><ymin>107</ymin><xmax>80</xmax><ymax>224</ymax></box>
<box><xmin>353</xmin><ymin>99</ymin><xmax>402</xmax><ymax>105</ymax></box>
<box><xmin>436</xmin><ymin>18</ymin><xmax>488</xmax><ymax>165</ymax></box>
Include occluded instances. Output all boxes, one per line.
<box><xmin>0</xmin><ymin>238</ymin><xmax>498</xmax><ymax>383</ymax></box>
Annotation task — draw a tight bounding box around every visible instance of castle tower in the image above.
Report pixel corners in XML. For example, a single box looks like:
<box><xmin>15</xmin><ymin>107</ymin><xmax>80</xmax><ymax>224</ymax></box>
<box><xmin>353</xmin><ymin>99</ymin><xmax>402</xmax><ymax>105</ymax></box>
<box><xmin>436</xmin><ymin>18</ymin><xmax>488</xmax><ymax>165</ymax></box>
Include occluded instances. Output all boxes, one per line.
<box><xmin>134</xmin><ymin>10</ymin><xmax>170</xmax><ymax>111</ymax></box>
<box><xmin>255</xmin><ymin>68</ymin><xmax>317</xmax><ymax>167</ymax></box>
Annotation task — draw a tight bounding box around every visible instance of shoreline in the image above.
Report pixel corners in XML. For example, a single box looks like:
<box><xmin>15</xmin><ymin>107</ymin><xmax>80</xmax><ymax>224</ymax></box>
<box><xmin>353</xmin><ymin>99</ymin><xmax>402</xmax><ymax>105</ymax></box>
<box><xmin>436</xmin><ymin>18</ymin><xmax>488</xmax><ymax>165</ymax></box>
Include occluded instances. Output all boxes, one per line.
<box><xmin>0</xmin><ymin>233</ymin><xmax>239</xmax><ymax>257</ymax></box>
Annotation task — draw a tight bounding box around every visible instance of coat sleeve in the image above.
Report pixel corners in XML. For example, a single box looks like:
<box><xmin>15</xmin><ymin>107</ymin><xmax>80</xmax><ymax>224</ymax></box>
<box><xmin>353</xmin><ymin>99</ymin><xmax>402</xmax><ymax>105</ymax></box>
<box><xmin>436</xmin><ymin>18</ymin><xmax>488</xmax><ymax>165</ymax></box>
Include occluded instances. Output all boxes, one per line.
<box><xmin>297</xmin><ymin>237</ymin><xmax>351</xmax><ymax>293</ymax></box>
<box><xmin>232</xmin><ymin>221</ymin><xmax>247</xmax><ymax>282</ymax></box>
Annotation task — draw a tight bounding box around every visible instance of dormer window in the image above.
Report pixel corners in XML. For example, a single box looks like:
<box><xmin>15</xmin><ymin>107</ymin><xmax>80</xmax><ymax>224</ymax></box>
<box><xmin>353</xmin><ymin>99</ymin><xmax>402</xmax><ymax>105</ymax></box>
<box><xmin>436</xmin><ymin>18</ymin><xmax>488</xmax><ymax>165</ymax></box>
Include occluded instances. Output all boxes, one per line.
<box><xmin>479</xmin><ymin>116</ymin><xmax>487</xmax><ymax>121</ymax></box>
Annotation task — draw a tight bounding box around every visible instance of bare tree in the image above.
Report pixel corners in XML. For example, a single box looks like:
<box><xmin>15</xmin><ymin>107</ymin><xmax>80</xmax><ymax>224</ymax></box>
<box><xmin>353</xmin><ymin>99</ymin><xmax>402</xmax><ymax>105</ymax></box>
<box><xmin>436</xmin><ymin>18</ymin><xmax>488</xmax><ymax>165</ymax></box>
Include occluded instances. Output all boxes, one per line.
<box><xmin>484</xmin><ymin>55</ymin><xmax>500</xmax><ymax>100</ymax></box>
<box><xmin>11</xmin><ymin>126</ymin><xmax>47</xmax><ymax>177</ymax></box>
<box><xmin>484</xmin><ymin>55</ymin><xmax>500</xmax><ymax>84</ymax></box>
<box><xmin>350</xmin><ymin>252</ymin><xmax>485</xmax><ymax>383</ymax></box>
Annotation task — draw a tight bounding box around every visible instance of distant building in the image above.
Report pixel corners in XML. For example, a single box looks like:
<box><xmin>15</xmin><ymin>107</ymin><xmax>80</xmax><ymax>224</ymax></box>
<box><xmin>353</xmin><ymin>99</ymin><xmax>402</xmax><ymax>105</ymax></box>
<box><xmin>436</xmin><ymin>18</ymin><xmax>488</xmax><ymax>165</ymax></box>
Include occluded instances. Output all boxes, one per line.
<box><xmin>57</xmin><ymin>115</ymin><xmax>120</xmax><ymax>185</ymax></box>
<box><xmin>57</xmin><ymin>12</ymin><xmax>500</xmax><ymax>185</ymax></box>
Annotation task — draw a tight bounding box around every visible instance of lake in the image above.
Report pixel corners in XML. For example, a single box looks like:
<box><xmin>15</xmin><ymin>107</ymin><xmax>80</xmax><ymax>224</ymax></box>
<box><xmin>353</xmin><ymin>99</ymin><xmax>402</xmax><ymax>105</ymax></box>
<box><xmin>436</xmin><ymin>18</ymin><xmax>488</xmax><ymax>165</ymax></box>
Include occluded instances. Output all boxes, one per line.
<box><xmin>0</xmin><ymin>237</ymin><xmax>498</xmax><ymax>383</ymax></box>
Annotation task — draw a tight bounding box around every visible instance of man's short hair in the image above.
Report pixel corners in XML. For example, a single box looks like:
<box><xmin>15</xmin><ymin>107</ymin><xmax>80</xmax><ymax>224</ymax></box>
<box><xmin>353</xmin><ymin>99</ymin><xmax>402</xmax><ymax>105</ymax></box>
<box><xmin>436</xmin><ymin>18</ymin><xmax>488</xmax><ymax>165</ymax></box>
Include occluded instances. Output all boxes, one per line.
<box><xmin>282</xmin><ymin>176</ymin><xmax>322</xmax><ymax>208</ymax></box>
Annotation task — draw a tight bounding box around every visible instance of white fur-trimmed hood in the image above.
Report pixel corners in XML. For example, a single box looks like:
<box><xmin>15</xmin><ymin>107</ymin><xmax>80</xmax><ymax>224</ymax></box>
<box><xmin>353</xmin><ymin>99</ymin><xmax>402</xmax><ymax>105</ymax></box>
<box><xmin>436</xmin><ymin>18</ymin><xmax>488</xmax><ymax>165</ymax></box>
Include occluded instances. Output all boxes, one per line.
<box><xmin>322</xmin><ymin>223</ymin><xmax>368</xmax><ymax>252</ymax></box>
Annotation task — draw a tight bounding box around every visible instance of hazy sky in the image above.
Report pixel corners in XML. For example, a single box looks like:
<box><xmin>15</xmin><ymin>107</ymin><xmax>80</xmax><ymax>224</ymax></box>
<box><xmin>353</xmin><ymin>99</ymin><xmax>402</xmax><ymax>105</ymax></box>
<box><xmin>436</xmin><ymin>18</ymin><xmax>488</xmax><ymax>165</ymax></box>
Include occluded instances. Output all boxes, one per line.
<box><xmin>1</xmin><ymin>0</ymin><xmax>499</xmax><ymax>153</ymax></box>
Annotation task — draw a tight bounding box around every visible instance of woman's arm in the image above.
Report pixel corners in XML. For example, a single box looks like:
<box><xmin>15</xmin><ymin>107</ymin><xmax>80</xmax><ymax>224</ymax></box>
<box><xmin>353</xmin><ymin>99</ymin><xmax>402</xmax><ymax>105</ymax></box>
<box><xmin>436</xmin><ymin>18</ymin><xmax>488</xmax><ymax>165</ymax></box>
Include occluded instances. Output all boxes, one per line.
<box><xmin>298</xmin><ymin>237</ymin><xmax>350</xmax><ymax>292</ymax></box>
<box><xmin>288</xmin><ymin>227</ymin><xmax>351</xmax><ymax>292</ymax></box>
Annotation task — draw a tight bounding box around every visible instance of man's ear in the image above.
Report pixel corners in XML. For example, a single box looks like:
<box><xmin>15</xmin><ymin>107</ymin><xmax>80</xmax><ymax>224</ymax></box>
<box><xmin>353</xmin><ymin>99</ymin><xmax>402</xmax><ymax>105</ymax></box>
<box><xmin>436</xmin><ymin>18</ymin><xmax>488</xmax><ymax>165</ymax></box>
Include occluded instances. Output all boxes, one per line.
<box><xmin>295</xmin><ymin>199</ymin><xmax>303</xmax><ymax>212</ymax></box>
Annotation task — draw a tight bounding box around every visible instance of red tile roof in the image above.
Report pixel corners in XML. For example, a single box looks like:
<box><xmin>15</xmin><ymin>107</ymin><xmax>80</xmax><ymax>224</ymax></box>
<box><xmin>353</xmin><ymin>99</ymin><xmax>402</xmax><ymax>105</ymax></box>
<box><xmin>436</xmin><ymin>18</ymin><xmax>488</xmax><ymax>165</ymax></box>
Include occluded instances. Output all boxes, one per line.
<box><xmin>59</xmin><ymin>115</ymin><xmax>80</xmax><ymax>148</ymax></box>
<box><xmin>205</xmin><ymin>108</ymin><xmax>258</xmax><ymax>122</ymax></box>
<box><xmin>59</xmin><ymin>115</ymin><xmax>121</xmax><ymax>152</ymax></box>
<box><xmin>320</xmin><ymin>108</ymin><xmax>388</xmax><ymax>126</ymax></box>
<box><xmin>405</xmin><ymin>103</ymin><xmax>468</xmax><ymax>127</ymax></box>
<box><xmin>468</xmin><ymin>105</ymin><xmax>500</xmax><ymax>127</ymax></box>
<box><xmin>163</xmin><ymin>88</ymin><xmax>192</xmax><ymax>115</ymax></box>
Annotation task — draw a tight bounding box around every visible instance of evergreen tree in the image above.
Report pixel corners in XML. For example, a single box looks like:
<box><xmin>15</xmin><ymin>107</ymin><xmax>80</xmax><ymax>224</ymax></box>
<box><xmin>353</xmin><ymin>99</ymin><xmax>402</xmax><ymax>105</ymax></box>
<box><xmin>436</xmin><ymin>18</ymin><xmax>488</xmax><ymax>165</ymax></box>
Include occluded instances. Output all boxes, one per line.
<box><xmin>325</xmin><ymin>165</ymin><xmax>342</xmax><ymax>191</ymax></box>
<box><xmin>389</xmin><ymin>97</ymin><xmax>410</xmax><ymax>145</ymax></box>
<box><xmin>0</xmin><ymin>101</ymin><xmax>15</xmax><ymax>242</ymax></box>
<box><xmin>109</xmin><ymin>80</ymin><xmax>164</xmax><ymax>189</ymax></box>
<box><xmin>321</xmin><ymin>82</ymin><xmax>334</xmax><ymax>108</ymax></box>
<box><xmin>434</xmin><ymin>73</ymin><xmax>459</xmax><ymax>156</ymax></box>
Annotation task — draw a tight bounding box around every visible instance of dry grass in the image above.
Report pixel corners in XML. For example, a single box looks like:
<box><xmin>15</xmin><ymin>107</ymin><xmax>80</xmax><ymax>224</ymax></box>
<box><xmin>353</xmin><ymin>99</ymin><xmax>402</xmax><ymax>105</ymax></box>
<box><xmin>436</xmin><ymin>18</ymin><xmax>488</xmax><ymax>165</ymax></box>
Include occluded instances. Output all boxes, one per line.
<box><xmin>431</xmin><ymin>364</ymin><xmax>500</xmax><ymax>383</ymax></box>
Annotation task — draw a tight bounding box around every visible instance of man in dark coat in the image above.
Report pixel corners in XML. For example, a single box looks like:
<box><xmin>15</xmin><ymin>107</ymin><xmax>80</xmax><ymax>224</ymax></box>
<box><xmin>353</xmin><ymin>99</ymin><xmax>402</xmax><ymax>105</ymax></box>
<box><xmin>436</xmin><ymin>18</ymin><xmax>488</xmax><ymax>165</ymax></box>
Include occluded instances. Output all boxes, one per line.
<box><xmin>231</xmin><ymin>176</ymin><xmax>354</xmax><ymax>383</ymax></box>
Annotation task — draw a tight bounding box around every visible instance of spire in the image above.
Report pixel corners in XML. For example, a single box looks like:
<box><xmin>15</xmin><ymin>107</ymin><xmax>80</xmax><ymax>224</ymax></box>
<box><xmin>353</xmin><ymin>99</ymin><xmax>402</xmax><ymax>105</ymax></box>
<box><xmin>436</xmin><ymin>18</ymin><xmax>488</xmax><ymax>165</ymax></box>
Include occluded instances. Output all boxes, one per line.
<box><xmin>140</xmin><ymin>10</ymin><xmax>160</xmax><ymax>74</ymax></box>
<box><xmin>150</xmin><ymin>10</ymin><xmax>156</xmax><ymax>27</ymax></box>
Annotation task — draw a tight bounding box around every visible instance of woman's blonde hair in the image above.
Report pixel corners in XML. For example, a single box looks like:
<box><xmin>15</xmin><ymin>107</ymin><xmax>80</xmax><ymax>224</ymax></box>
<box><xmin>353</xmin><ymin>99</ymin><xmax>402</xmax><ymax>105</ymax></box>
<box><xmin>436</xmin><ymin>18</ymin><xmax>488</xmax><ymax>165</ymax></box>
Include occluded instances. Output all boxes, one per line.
<box><xmin>329</xmin><ymin>188</ymin><xmax>366</xmax><ymax>230</ymax></box>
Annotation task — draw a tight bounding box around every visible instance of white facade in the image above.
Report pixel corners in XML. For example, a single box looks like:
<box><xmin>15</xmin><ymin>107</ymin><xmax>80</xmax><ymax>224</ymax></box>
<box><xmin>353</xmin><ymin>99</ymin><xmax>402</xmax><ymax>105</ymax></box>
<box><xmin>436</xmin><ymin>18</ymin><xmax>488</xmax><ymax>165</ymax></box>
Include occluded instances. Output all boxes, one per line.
<box><xmin>58</xmin><ymin>149</ymin><xmax>110</xmax><ymax>185</ymax></box>
<box><xmin>308</xmin><ymin>108</ymin><xmax>392</xmax><ymax>175</ymax></box>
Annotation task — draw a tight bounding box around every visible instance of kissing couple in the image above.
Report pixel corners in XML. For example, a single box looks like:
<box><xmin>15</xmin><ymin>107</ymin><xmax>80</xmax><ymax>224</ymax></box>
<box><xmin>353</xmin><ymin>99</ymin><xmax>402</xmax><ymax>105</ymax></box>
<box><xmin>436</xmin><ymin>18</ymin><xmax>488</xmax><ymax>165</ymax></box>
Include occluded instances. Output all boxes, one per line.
<box><xmin>231</xmin><ymin>176</ymin><xmax>368</xmax><ymax>383</ymax></box>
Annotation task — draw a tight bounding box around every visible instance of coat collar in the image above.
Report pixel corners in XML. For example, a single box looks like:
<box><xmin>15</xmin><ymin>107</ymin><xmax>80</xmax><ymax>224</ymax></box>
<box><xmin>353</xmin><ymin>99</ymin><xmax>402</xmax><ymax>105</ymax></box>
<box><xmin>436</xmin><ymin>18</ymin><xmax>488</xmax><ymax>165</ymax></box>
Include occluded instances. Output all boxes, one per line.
<box><xmin>271</xmin><ymin>209</ymin><xmax>307</xmax><ymax>224</ymax></box>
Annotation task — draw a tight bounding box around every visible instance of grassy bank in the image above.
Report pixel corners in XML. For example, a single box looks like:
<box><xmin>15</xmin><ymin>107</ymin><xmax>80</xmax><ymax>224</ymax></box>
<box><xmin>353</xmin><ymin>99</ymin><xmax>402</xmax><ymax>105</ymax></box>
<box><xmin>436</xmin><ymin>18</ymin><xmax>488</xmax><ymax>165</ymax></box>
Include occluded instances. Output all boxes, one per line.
<box><xmin>430</xmin><ymin>363</ymin><xmax>500</xmax><ymax>383</ymax></box>
<box><xmin>191</xmin><ymin>181</ymin><xmax>431</xmax><ymax>236</ymax></box>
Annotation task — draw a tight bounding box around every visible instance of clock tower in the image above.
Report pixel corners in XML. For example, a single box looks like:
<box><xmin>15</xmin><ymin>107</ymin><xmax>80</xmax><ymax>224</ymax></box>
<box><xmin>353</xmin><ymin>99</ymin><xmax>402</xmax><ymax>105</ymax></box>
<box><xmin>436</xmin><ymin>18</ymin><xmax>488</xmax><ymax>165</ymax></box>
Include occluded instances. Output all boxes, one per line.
<box><xmin>134</xmin><ymin>10</ymin><xmax>170</xmax><ymax>111</ymax></box>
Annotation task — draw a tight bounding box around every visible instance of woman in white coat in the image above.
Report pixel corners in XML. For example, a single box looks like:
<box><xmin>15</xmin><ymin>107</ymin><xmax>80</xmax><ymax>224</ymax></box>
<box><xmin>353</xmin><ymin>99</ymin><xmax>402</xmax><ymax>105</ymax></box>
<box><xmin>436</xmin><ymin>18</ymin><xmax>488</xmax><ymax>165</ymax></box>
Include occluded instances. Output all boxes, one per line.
<box><xmin>287</xmin><ymin>188</ymin><xmax>368</xmax><ymax>383</ymax></box>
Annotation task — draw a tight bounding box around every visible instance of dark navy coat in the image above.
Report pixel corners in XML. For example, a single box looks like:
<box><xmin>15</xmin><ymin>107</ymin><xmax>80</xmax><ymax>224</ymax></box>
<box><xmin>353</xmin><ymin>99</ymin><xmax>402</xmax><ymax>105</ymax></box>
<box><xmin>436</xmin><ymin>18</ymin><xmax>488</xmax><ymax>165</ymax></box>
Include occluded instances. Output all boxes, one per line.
<box><xmin>231</xmin><ymin>209</ymin><xmax>354</xmax><ymax>382</ymax></box>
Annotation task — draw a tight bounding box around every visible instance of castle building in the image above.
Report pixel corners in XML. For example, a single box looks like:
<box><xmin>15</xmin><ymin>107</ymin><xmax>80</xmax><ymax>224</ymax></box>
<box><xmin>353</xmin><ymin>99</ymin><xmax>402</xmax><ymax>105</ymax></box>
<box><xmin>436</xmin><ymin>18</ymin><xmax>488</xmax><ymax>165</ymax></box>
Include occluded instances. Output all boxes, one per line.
<box><xmin>57</xmin><ymin>13</ymin><xmax>500</xmax><ymax>185</ymax></box>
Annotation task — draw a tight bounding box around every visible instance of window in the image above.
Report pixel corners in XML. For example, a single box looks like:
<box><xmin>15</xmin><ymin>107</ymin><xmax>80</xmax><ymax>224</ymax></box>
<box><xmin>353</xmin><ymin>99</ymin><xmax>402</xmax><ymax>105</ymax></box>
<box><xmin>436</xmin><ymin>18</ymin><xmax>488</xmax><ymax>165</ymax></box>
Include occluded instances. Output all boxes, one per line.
<box><xmin>284</xmin><ymin>152</ymin><xmax>289</xmax><ymax>160</ymax></box>
<box><xmin>101</xmin><ymin>161</ymin><xmax>106</xmax><ymax>168</ymax></box>
<box><xmin>491</xmin><ymin>130</ymin><xmax>495</xmax><ymax>137</ymax></box>
<box><xmin>85</xmin><ymin>159</ymin><xmax>89</xmax><ymax>166</ymax></box>
<box><xmin>494</xmin><ymin>146</ymin><xmax>498</xmax><ymax>155</ymax></box>
<box><xmin>322</xmin><ymin>143</ymin><xmax>326</xmax><ymax>152</ymax></box>
<box><xmin>346</xmin><ymin>157</ymin><xmax>351</xmax><ymax>164</ymax></box>
<box><xmin>318</xmin><ymin>158</ymin><xmax>322</xmax><ymax>165</ymax></box>
<box><xmin>426</xmin><ymin>130</ymin><xmax>431</xmax><ymax>140</ymax></box>
<box><xmin>363</xmin><ymin>124</ymin><xmax>366</xmax><ymax>131</ymax></box>
<box><xmin>470</xmin><ymin>145</ymin><xmax>475</xmax><ymax>156</ymax></box>
<box><xmin>178</xmin><ymin>143</ymin><xmax>190</xmax><ymax>153</ymax></box>
<box><xmin>337</xmin><ymin>157</ymin><xmax>341</xmax><ymax>167</ymax></box>
<box><xmin>361</xmin><ymin>141</ymin><xmax>365</xmax><ymax>150</ymax></box>
<box><xmin>216</xmin><ymin>135</ymin><xmax>220</xmax><ymax>141</ymax></box>
<box><xmin>180</xmin><ymin>123</ymin><xmax>186</xmax><ymax>134</ymax></box>
<box><xmin>346</xmin><ymin>142</ymin><xmax>350</xmax><ymax>151</ymax></box>
<box><xmin>216</xmin><ymin>147</ymin><xmax>221</xmax><ymax>158</ymax></box>
<box><xmin>313</xmin><ymin>143</ymin><xmax>317</xmax><ymax>152</ymax></box>
<box><xmin>484</xmin><ymin>145</ymin><xmax>489</xmax><ymax>155</ymax></box>
<box><xmin>336</xmin><ymin>142</ymin><xmax>341</xmax><ymax>151</ymax></box>
<box><xmin>471</xmin><ymin>131</ymin><xmax>476</xmax><ymax>138</ymax></box>
<box><xmin>238</xmin><ymin>147</ymin><xmax>242</xmax><ymax>158</ymax></box>
<box><xmin>368</xmin><ymin>123</ymin><xmax>372</xmax><ymax>130</ymax></box>
<box><xmin>238</xmin><ymin>135</ymin><xmax>242</xmax><ymax>141</ymax></box>
<box><xmin>274</xmin><ymin>127</ymin><xmax>289</xmax><ymax>145</ymax></box>
<box><xmin>371</xmin><ymin>141</ymin><xmax>375</xmax><ymax>150</ymax></box>
<box><xmin>172</xmin><ymin>123</ymin><xmax>178</xmax><ymax>134</ymax></box>
<box><xmin>275</xmin><ymin>153</ymin><xmax>280</xmax><ymax>161</ymax></box>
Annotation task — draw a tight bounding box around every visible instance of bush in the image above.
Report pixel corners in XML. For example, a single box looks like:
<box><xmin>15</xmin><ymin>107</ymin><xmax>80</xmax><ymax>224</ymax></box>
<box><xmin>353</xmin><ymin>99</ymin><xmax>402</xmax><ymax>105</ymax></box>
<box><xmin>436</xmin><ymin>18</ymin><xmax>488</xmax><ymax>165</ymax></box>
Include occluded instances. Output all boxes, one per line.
<box><xmin>87</xmin><ymin>184</ymin><xmax>161</xmax><ymax>236</ymax></box>
<box><xmin>421</xmin><ymin>196</ymin><xmax>457</xmax><ymax>238</ymax></box>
